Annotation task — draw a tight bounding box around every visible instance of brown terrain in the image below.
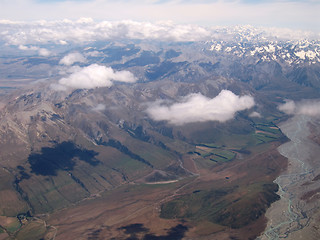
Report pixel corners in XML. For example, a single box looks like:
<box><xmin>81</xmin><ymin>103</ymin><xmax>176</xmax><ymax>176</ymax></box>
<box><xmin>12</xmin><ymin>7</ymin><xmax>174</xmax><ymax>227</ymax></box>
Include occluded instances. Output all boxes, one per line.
<box><xmin>1</xmin><ymin>35</ymin><xmax>319</xmax><ymax>240</ymax></box>
<box><xmin>0</xmin><ymin>83</ymin><xmax>290</xmax><ymax>239</ymax></box>
<box><xmin>42</xmin><ymin>140</ymin><xmax>287</xmax><ymax>240</ymax></box>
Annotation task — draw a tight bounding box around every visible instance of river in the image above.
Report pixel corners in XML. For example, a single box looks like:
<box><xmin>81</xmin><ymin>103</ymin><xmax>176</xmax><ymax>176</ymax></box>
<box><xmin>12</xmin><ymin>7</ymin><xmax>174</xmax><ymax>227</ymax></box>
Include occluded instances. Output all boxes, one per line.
<box><xmin>258</xmin><ymin>114</ymin><xmax>320</xmax><ymax>239</ymax></box>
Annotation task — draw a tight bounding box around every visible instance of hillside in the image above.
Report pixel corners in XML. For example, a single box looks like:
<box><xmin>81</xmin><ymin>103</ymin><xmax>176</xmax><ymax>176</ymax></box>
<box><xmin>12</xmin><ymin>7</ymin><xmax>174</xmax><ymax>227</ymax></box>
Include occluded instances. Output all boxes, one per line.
<box><xmin>0</xmin><ymin>25</ymin><xmax>319</xmax><ymax>239</ymax></box>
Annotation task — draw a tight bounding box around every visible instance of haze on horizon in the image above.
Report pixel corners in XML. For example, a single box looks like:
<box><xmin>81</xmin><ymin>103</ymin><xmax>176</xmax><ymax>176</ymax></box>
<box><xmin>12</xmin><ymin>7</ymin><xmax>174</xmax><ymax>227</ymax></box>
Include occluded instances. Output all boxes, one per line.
<box><xmin>1</xmin><ymin>0</ymin><xmax>320</xmax><ymax>33</ymax></box>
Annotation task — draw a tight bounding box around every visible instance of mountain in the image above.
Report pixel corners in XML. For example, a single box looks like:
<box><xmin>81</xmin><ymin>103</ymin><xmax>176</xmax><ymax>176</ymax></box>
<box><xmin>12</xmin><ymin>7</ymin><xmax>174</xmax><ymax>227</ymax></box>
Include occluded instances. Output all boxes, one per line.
<box><xmin>0</xmin><ymin>25</ymin><xmax>319</xmax><ymax>239</ymax></box>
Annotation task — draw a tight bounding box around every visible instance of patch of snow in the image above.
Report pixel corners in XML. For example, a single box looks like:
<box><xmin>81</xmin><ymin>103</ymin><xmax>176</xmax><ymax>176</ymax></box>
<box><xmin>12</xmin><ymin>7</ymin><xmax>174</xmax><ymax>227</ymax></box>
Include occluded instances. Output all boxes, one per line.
<box><xmin>265</xmin><ymin>44</ymin><xmax>275</xmax><ymax>53</ymax></box>
<box><xmin>295</xmin><ymin>50</ymin><xmax>306</xmax><ymax>60</ymax></box>
<box><xmin>215</xmin><ymin>44</ymin><xmax>222</xmax><ymax>51</ymax></box>
<box><xmin>306</xmin><ymin>50</ymin><xmax>316</xmax><ymax>60</ymax></box>
<box><xmin>225</xmin><ymin>47</ymin><xmax>232</xmax><ymax>52</ymax></box>
<box><xmin>286</xmin><ymin>59</ymin><xmax>293</xmax><ymax>64</ymax></box>
<box><xmin>257</xmin><ymin>47</ymin><xmax>264</xmax><ymax>53</ymax></box>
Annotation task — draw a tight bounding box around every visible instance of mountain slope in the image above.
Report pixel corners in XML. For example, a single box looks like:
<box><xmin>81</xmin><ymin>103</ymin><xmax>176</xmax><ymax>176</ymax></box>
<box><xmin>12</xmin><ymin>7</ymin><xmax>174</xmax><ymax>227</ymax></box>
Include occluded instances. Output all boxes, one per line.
<box><xmin>0</xmin><ymin>28</ymin><xmax>319</xmax><ymax>239</ymax></box>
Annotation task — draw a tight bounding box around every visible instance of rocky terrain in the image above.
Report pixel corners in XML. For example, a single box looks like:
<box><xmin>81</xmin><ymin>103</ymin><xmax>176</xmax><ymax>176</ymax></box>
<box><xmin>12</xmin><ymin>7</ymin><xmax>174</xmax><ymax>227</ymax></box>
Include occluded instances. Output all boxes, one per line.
<box><xmin>0</xmin><ymin>23</ymin><xmax>319</xmax><ymax>239</ymax></box>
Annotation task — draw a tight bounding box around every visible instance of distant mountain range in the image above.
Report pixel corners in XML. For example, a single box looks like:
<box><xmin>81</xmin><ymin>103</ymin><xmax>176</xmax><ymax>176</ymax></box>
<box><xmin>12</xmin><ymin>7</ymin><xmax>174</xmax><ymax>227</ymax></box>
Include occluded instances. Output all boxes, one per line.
<box><xmin>1</xmin><ymin>23</ymin><xmax>319</xmax><ymax>91</ymax></box>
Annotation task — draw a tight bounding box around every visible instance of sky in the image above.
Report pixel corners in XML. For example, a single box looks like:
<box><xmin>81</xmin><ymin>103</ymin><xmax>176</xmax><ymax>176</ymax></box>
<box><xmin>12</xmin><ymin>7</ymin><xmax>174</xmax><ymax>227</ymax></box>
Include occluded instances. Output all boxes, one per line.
<box><xmin>0</xmin><ymin>0</ymin><xmax>319</xmax><ymax>32</ymax></box>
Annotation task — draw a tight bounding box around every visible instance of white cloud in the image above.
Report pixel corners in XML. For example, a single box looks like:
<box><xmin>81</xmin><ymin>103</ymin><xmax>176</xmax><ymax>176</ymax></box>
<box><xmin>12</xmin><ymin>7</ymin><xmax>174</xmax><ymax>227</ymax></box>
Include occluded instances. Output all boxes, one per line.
<box><xmin>249</xmin><ymin>111</ymin><xmax>261</xmax><ymax>118</ymax></box>
<box><xmin>0</xmin><ymin>0</ymin><xmax>319</xmax><ymax>32</ymax></box>
<box><xmin>38</xmin><ymin>48</ymin><xmax>51</xmax><ymax>56</ymax></box>
<box><xmin>0</xmin><ymin>18</ymin><xmax>318</xmax><ymax>50</ymax></box>
<box><xmin>59</xmin><ymin>52</ymin><xmax>86</xmax><ymax>65</ymax></box>
<box><xmin>278</xmin><ymin>100</ymin><xmax>296</xmax><ymax>115</ymax></box>
<box><xmin>0</xmin><ymin>19</ymin><xmax>211</xmax><ymax>47</ymax></box>
<box><xmin>278</xmin><ymin>99</ymin><xmax>320</xmax><ymax>117</ymax></box>
<box><xmin>146</xmin><ymin>90</ymin><xmax>255</xmax><ymax>125</ymax></box>
<box><xmin>56</xmin><ymin>64</ymin><xmax>137</xmax><ymax>90</ymax></box>
<box><xmin>18</xmin><ymin>45</ymin><xmax>38</xmax><ymax>51</ymax></box>
<box><xmin>93</xmin><ymin>104</ymin><xmax>106</xmax><ymax>111</ymax></box>
<box><xmin>50</xmin><ymin>83</ymin><xmax>68</xmax><ymax>91</ymax></box>
<box><xmin>85</xmin><ymin>51</ymin><xmax>102</xmax><ymax>57</ymax></box>
<box><xmin>17</xmin><ymin>44</ymin><xmax>51</xmax><ymax>56</ymax></box>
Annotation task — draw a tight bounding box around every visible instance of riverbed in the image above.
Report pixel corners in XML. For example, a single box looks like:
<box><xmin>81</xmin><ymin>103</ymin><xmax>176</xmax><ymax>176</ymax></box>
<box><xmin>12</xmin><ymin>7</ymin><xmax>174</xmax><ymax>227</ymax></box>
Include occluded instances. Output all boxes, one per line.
<box><xmin>259</xmin><ymin>115</ymin><xmax>320</xmax><ymax>240</ymax></box>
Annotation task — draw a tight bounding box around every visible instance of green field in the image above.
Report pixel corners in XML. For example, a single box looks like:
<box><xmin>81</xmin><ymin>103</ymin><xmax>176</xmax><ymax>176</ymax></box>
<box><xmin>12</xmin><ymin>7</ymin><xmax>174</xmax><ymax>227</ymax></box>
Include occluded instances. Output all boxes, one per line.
<box><xmin>197</xmin><ymin>147</ymin><xmax>236</xmax><ymax>163</ymax></box>
<box><xmin>253</xmin><ymin>121</ymin><xmax>284</xmax><ymax>144</ymax></box>
<box><xmin>189</xmin><ymin>120</ymin><xmax>284</xmax><ymax>167</ymax></box>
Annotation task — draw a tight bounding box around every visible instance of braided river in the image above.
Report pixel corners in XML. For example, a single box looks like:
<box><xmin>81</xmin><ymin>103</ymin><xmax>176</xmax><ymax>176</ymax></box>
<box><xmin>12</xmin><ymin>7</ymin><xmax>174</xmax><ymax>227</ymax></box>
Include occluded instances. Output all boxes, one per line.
<box><xmin>259</xmin><ymin>115</ymin><xmax>320</xmax><ymax>240</ymax></box>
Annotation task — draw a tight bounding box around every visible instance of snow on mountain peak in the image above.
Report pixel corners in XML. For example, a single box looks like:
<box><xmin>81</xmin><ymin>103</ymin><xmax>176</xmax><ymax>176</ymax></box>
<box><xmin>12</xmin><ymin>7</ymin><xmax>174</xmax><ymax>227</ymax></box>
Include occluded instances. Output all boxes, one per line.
<box><xmin>207</xmin><ymin>27</ymin><xmax>320</xmax><ymax>65</ymax></box>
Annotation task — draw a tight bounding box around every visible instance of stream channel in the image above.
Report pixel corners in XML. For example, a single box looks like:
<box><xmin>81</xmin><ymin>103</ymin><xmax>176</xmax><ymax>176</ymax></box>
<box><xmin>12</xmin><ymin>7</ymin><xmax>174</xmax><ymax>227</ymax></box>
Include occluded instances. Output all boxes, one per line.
<box><xmin>258</xmin><ymin>114</ymin><xmax>320</xmax><ymax>239</ymax></box>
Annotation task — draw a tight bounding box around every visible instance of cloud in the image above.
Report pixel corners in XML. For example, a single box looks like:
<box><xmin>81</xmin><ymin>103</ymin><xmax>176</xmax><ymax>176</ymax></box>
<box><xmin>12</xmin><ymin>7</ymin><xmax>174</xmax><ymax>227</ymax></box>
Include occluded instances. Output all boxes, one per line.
<box><xmin>18</xmin><ymin>45</ymin><xmax>38</xmax><ymax>51</ymax></box>
<box><xmin>0</xmin><ymin>19</ymin><xmax>211</xmax><ymax>47</ymax></box>
<box><xmin>0</xmin><ymin>18</ymin><xmax>318</xmax><ymax>51</ymax></box>
<box><xmin>0</xmin><ymin>0</ymin><xmax>319</xmax><ymax>32</ymax></box>
<box><xmin>278</xmin><ymin>100</ymin><xmax>296</xmax><ymax>115</ymax></box>
<box><xmin>38</xmin><ymin>48</ymin><xmax>51</xmax><ymax>56</ymax></box>
<box><xmin>59</xmin><ymin>52</ymin><xmax>86</xmax><ymax>65</ymax></box>
<box><xmin>18</xmin><ymin>44</ymin><xmax>51</xmax><ymax>56</ymax></box>
<box><xmin>278</xmin><ymin>99</ymin><xmax>320</xmax><ymax>117</ymax></box>
<box><xmin>85</xmin><ymin>51</ymin><xmax>102</xmax><ymax>57</ymax></box>
<box><xmin>249</xmin><ymin>111</ymin><xmax>261</xmax><ymax>118</ymax></box>
<box><xmin>92</xmin><ymin>104</ymin><xmax>106</xmax><ymax>111</ymax></box>
<box><xmin>146</xmin><ymin>90</ymin><xmax>255</xmax><ymax>125</ymax></box>
<box><xmin>55</xmin><ymin>64</ymin><xmax>137</xmax><ymax>90</ymax></box>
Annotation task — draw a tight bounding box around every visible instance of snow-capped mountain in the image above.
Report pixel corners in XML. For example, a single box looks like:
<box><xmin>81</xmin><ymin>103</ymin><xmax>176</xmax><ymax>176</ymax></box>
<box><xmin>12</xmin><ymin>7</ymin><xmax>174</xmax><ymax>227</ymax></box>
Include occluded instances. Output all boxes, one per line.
<box><xmin>207</xmin><ymin>38</ymin><xmax>320</xmax><ymax>65</ymax></box>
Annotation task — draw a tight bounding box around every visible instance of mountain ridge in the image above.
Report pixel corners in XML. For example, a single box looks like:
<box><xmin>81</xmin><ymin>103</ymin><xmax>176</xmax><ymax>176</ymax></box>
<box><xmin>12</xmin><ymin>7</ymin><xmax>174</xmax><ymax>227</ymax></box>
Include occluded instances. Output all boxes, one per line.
<box><xmin>0</xmin><ymin>24</ymin><xmax>319</xmax><ymax>239</ymax></box>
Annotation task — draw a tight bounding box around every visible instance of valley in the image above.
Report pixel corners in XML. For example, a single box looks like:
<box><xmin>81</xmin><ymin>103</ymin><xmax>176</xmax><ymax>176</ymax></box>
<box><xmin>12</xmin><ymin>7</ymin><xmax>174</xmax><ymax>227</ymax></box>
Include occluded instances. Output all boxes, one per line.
<box><xmin>0</xmin><ymin>25</ymin><xmax>319</xmax><ymax>239</ymax></box>
<box><xmin>41</xmin><ymin>137</ymin><xmax>286</xmax><ymax>240</ymax></box>
<box><xmin>260</xmin><ymin>115</ymin><xmax>320</xmax><ymax>240</ymax></box>
<box><xmin>0</xmin><ymin>108</ymin><xmax>288</xmax><ymax>239</ymax></box>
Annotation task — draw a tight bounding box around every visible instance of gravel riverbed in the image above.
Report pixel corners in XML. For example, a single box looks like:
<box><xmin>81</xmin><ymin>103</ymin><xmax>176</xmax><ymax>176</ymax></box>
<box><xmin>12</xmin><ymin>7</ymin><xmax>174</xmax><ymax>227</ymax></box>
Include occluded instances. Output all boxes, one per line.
<box><xmin>259</xmin><ymin>115</ymin><xmax>320</xmax><ymax>240</ymax></box>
